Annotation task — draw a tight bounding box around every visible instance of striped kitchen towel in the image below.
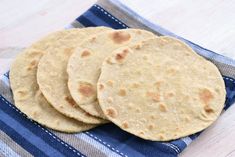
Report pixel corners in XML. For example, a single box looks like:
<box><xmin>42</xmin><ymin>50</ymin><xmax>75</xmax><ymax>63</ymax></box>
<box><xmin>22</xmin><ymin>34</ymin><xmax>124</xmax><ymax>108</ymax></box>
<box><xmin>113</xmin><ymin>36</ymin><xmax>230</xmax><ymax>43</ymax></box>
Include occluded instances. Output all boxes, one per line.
<box><xmin>1</xmin><ymin>0</ymin><xmax>235</xmax><ymax>156</ymax></box>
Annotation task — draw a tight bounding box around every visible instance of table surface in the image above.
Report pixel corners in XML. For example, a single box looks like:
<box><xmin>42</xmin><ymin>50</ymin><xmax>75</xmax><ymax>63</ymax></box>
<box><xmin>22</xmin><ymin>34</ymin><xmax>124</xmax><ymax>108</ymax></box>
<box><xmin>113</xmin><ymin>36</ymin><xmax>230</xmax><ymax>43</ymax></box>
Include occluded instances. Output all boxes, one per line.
<box><xmin>1</xmin><ymin>0</ymin><xmax>235</xmax><ymax>156</ymax></box>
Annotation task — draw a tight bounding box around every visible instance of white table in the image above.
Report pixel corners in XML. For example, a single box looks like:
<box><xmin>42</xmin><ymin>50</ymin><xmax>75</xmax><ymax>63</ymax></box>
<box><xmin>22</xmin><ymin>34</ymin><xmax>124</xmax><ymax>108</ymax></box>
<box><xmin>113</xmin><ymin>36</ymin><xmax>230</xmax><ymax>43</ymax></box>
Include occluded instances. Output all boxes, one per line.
<box><xmin>1</xmin><ymin>1</ymin><xmax>235</xmax><ymax>156</ymax></box>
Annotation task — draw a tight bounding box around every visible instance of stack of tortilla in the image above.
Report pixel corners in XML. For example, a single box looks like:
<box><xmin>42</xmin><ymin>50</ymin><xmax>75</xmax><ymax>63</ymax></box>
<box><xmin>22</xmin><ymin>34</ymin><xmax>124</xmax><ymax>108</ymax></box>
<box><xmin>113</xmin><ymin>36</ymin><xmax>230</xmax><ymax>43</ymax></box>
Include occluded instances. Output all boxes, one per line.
<box><xmin>10</xmin><ymin>26</ymin><xmax>225</xmax><ymax>141</ymax></box>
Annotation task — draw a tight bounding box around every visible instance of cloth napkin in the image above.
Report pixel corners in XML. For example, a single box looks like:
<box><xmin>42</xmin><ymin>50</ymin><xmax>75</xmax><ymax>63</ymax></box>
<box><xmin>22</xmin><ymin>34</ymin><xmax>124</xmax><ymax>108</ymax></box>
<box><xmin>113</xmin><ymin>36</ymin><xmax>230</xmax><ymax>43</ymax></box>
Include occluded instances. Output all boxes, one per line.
<box><xmin>1</xmin><ymin>0</ymin><xmax>235</xmax><ymax>156</ymax></box>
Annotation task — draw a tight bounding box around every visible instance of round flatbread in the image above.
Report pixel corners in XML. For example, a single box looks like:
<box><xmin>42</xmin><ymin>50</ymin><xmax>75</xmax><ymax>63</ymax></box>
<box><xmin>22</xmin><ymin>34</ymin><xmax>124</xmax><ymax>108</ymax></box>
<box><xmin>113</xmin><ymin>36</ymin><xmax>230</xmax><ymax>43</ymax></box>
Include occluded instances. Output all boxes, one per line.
<box><xmin>67</xmin><ymin>29</ymin><xmax>155</xmax><ymax>118</ymax></box>
<box><xmin>37</xmin><ymin>27</ymin><xmax>111</xmax><ymax>124</ymax></box>
<box><xmin>10</xmin><ymin>48</ymin><xmax>96</xmax><ymax>132</ymax></box>
<box><xmin>97</xmin><ymin>36</ymin><xmax>226</xmax><ymax>141</ymax></box>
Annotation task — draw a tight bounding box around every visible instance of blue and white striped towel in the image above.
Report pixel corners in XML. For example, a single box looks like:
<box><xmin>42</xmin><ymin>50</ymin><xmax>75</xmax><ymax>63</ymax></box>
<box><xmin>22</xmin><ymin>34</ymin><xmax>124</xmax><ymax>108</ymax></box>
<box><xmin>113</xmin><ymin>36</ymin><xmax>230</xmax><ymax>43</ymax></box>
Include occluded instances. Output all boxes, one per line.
<box><xmin>1</xmin><ymin>0</ymin><xmax>235</xmax><ymax>156</ymax></box>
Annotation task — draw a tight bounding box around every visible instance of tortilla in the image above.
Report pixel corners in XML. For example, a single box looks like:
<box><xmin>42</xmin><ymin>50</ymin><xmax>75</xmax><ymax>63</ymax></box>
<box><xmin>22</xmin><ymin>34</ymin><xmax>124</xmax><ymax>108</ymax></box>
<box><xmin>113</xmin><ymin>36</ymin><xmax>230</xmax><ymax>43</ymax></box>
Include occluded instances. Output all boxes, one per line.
<box><xmin>10</xmin><ymin>48</ymin><xmax>96</xmax><ymax>132</ymax></box>
<box><xmin>67</xmin><ymin>29</ymin><xmax>155</xmax><ymax>118</ymax></box>
<box><xmin>97</xmin><ymin>36</ymin><xmax>226</xmax><ymax>141</ymax></box>
<box><xmin>37</xmin><ymin>27</ymin><xmax>111</xmax><ymax>124</ymax></box>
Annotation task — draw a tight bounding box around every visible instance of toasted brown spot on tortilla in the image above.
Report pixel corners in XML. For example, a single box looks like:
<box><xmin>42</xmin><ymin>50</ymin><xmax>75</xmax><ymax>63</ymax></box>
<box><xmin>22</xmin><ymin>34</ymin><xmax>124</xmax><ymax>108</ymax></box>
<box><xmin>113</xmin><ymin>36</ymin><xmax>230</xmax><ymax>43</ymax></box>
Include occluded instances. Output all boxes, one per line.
<box><xmin>32</xmin><ymin>111</ymin><xmax>38</xmax><ymax>117</ymax></box>
<box><xmin>106</xmin><ymin>58</ymin><xmax>114</xmax><ymax>64</ymax></box>
<box><xmin>147</xmin><ymin>92</ymin><xmax>161</xmax><ymax>102</ymax></box>
<box><xmin>98</xmin><ymin>83</ymin><xmax>104</xmax><ymax>90</ymax></box>
<box><xmin>65</xmin><ymin>96</ymin><xmax>76</xmax><ymax>107</ymax></box>
<box><xmin>136</xmin><ymin>30</ymin><xmax>142</xmax><ymax>34</ymax></box>
<box><xmin>85</xmin><ymin>112</ymin><xmax>91</xmax><ymax>116</ymax></box>
<box><xmin>159</xmin><ymin>103</ymin><xmax>167</xmax><ymax>112</ymax></box>
<box><xmin>106</xmin><ymin>80</ymin><xmax>113</xmax><ymax>87</ymax></box>
<box><xmin>185</xmin><ymin>53</ymin><xmax>190</xmax><ymax>56</ymax></box>
<box><xmin>183</xmin><ymin>95</ymin><xmax>190</xmax><ymax>102</ymax></box>
<box><xmin>16</xmin><ymin>90</ymin><xmax>30</xmax><ymax>101</ymax></box>
<box><xmin>17</xmin><ymin>90</ymin><xmax>27</xmax><ymax>97</ymax></box>
<box><xmin>127</xmin><ymin>106</ymin><xmax>132</xmax><ymax>110</ymax></box>
<box><xmin>150</xmin><ymin>115</ymin><xmax>155</xmax><ymax>119</ymax></box>
<box><xmin>215</xmin><ymin>88</ymin><xmax>220</xmax><ymax>94</ymax></box>
<box><xmin>122</xmin><ymin>122</ymin><xmax>129</xmax><ymax>129</ymax></box>
<box><xmin>131</xmin><ymin>83</ymin><xmax>140</xmax><ymax>88</ymax></box>
<box><xmin>64</xmin><ymin>48</ymin><xmax>74</xmax><ymax>56</ymax></box>
<box><xmin>136</xmin><ymin>108</ymin><xmax>141</xmax><ymax>113</ymax></box>
<box><xmin>139</xmin><ymin>131</ymin><xmax>144</xmax><ymax>135</ymax></box>
<box><xmin>118</xmin><ymin>89</ymin><xmax>126</xmax><ymax>96</ymax></box>
<box><xmin>27</xmin><ymin>60</ymin><xmax>38</xmax><ymax>70</ymax></box>
<box><xmin>166</xmin><ymin>68</ymin><xmax>177</xmax><ymax>74</ymax></box>
<box><xmin>134</xmin><ymin>43</ymin><xmax>142</xmax><ymax>50</ymax></box>
<box><xmin>155</xmin><ymin>65</ymin><xmax>161</xmax><ymax>69</ymax></box>
<box><xmin>115</xmin><ymin>49</ymin><xmax>129</xmax><ymax>61</ymax></box>
<box><xmin>154</xmin><ymin>81</ymin><xmax>163</xmax><ymax>89</ymax></box>
<box><xmin>81</xmin><ymin>50</ymin><xmax>91</xmax><ymax>57</ymax></box>
<box><xmin>159</xmin><ymin>134</ymin><xmax>164</xmax><ymax>140</ymax></box>
<box><xmin>79</xmin><ymin>83</ymin><xmax>95</xmax><ymax>97</ymax></box>
<box><xmin>90</xmin><ymin>36</ymin><xmax>96</xmax><ymax>42</ymax></box>
<box><xmin>199</xmin><ymin>88</ymin><xmax>214</xmax><ymax>104</ymax></box>
<box><xmin>107</xmin><ymin>97</ymin><xmax>113</xmax><ymax>103</ymax></box>
<box><xmin>30</xmin><ymin>60</ymin><xmax>37</xmax><ymax>66</ymax></box>
<box><xmin>123</xmin><ymin>49</ymin><xmax>129</xmax><ymax>53</ymax></box>
<box><xmin>165</xmin><ymin>92</ymin><xmax>174</xmax><ymax>98</ymax></box>
<box><xmin>204</xmin><ymin>105</ymin><xmax>214</xmax><ymax>114</ymax></box>
<box><xmin>168</xmin><ymin>92</ymin><xmax>174</xmax><ymax>97</ymax></box>
<box><xmin>148</xmin><ymin>124</ymin><xmax>154</xmax><ymax>130</ymax></box>
<box><xmin>105</xmin><ymin>107</ymin><xmax>118</xmax><ymax>118</ymax></box>
<box><xmin>26</xmin><ymin>67</ymin><xmax>33</xmax><ymax>71</ymax></box>
<box><xmin>109</xmin><ymin>31</ymin><xmax>131</xmax><ymax>44</ymax></box>
<box><xmin>134</xmin><ymin>70</ymin><xmax>141</xmax><ymax>75</ymax></box>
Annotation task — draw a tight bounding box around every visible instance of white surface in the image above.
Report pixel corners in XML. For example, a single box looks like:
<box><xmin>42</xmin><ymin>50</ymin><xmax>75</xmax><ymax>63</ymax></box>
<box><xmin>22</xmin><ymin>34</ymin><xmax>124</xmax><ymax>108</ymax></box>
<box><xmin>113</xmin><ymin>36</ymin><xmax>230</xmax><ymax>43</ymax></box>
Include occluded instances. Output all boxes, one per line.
<box><xmin>120</xmin><ymin>0</ymin><xmax>235</xmax><ymax>59</ymax></box>
<box><xmin>0</xmin><ymin>0</ymin><xmax>235</xmax><ymax>156</ymax></box>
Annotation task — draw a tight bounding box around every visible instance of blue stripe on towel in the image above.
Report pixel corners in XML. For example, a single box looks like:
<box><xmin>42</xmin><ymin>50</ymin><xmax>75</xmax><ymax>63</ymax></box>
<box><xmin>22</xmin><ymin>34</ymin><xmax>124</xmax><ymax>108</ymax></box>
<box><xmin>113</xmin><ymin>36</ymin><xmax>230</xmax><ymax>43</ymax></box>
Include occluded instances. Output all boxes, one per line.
<box><xmin>78</xmin><ymin>5</ymin><xmax>128</xmax><ymax>29</ymax></box>
<box><xmin>83</xmin><ymin>11</ymin><xmax>113</xmax><ymax>27</ymax></box>
<box><xmin>76</xmin><ymin>15</ymin><xmax>97</xmax><ymax>27</ymax></box>
<box><xmin>90</xmin><ymin>5</ymin><xmax>128</xmax><ymax>29</ymax></box>
<box><xmin>223</xmin><ymin>77</ymin><xmax>235</xmax><ymax>110</ymax></box>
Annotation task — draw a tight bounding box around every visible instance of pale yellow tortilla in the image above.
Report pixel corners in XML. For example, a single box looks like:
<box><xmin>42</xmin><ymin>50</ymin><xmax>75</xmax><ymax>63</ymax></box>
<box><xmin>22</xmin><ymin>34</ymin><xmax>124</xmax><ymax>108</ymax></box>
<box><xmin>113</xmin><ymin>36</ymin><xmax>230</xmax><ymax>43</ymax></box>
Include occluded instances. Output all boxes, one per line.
<box><xmin>37</xmin><ymin>27</ymin><xmax>111</xmax><ymax>124</ymax></box>
<box><xmin>97</xmin><ymin>36</ymin><xmax>226</xmax><ymax>141</ymax></box>
<box><xmin>10</xmin><ymin>48</ymin><xmax>96</xmax><ymax>132</ymax></box>
<box><xmin>67</xmin><ymin>29</ymin><xmax>155</xmax><ymax>118</ymax></box>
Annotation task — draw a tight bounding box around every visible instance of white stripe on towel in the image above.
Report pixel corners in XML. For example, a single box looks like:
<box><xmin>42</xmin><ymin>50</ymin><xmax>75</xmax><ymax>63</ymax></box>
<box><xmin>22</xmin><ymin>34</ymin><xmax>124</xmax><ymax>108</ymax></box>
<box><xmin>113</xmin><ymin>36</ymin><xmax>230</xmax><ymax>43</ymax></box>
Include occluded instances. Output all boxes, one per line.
<box><xmin>0</xmin><ymin>140</ymin><xmax>20</xmax><ymax>157</ymax></box>
<box><xmin>75</xmin><ymin>133</ymin><xmax>123</xmax><ymax>157</ymax></box>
